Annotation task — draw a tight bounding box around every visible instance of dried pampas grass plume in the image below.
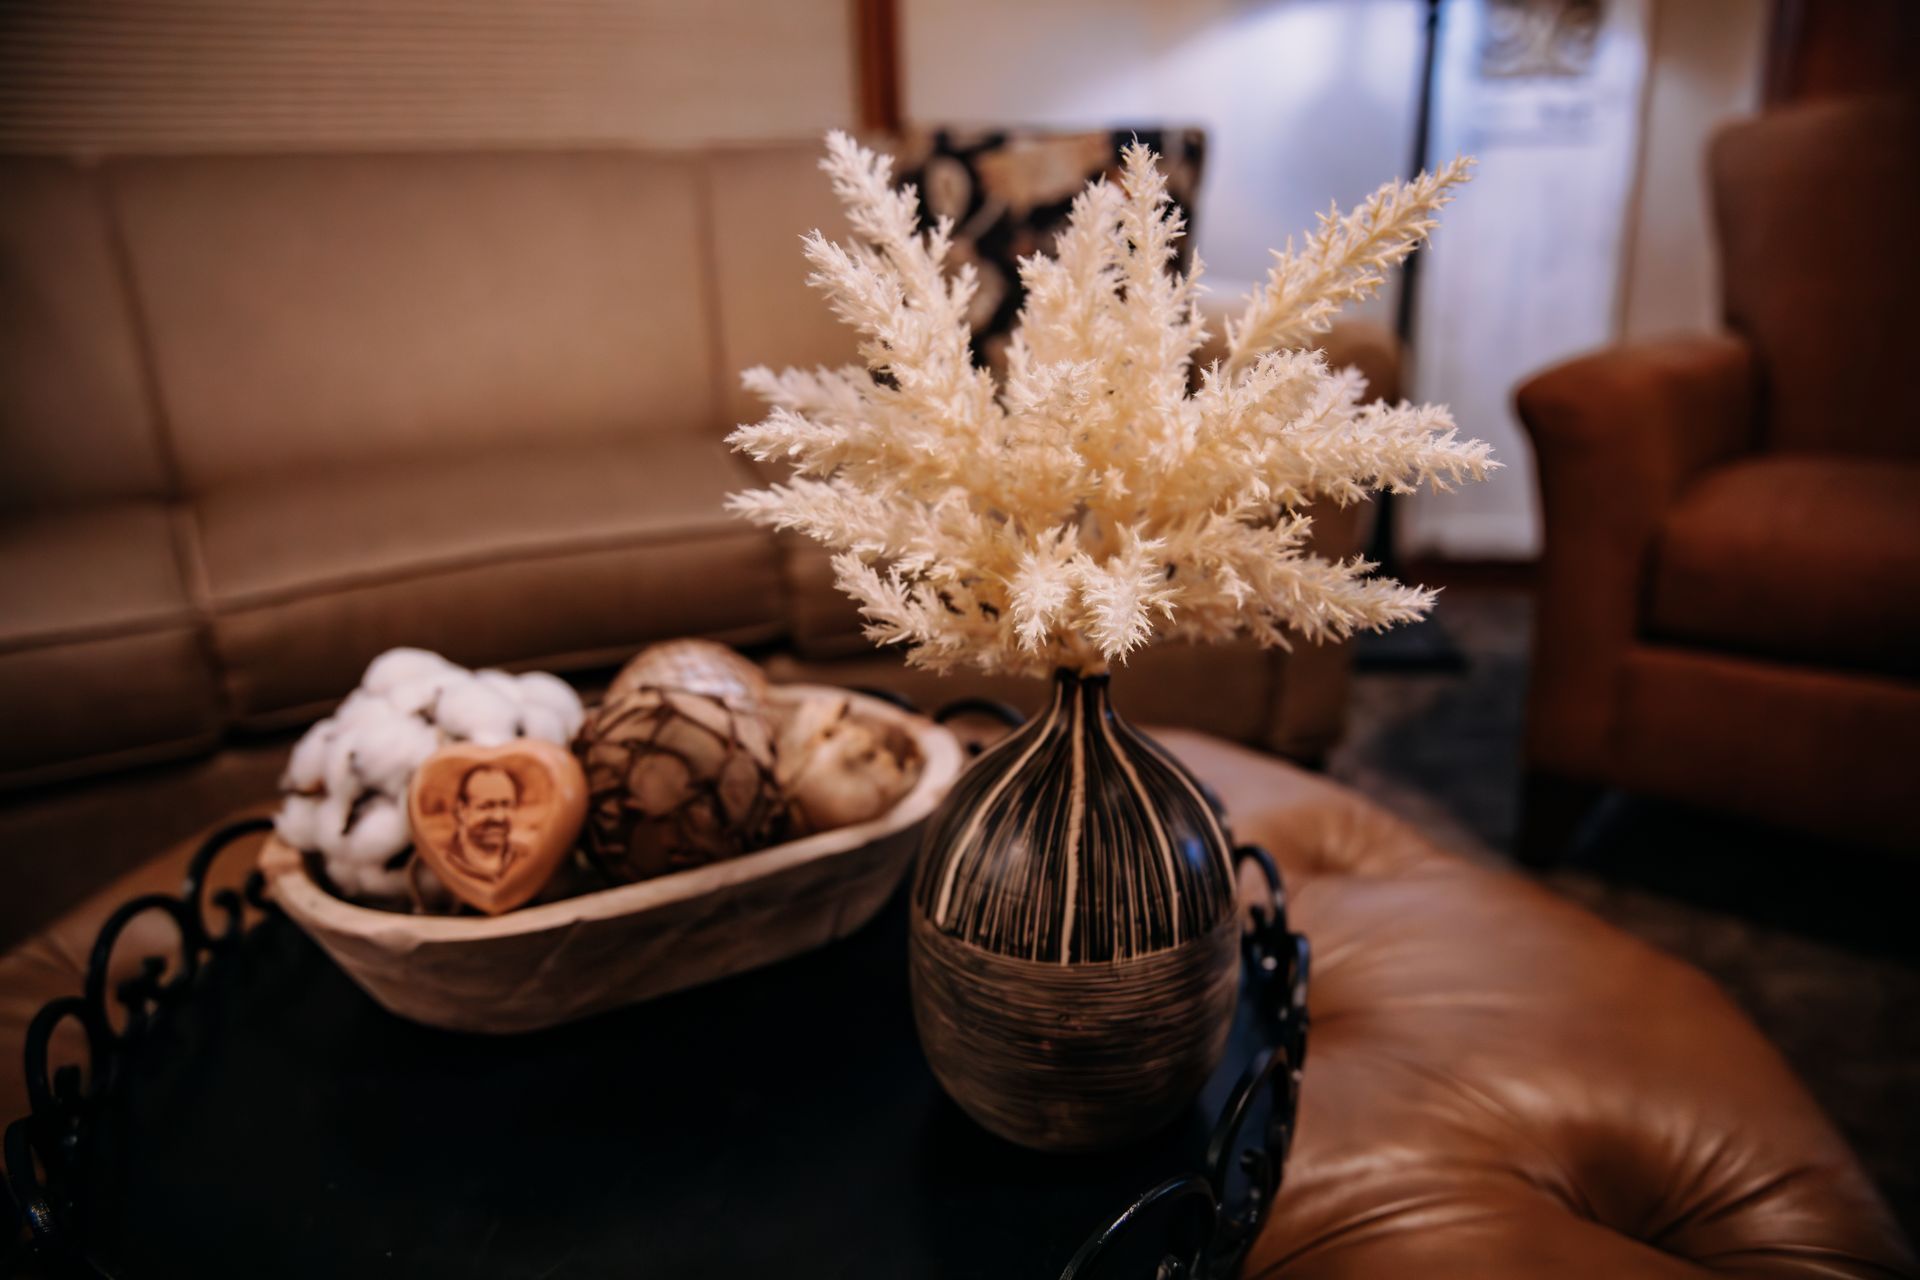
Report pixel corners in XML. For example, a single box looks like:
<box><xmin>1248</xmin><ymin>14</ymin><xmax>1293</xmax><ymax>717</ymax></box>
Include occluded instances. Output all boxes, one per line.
<box><xmin>727</xmin><ymin>132</ymin><xmax>1495</xmax><ymax>677</ymax></box>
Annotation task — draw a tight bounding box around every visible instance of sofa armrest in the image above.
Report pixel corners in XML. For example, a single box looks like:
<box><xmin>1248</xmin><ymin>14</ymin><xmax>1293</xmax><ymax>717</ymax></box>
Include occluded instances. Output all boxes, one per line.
<box><xmin>1515</xmin><ymin>333</ymin><xmax>1757</xmax><ymax>779</ymax></box>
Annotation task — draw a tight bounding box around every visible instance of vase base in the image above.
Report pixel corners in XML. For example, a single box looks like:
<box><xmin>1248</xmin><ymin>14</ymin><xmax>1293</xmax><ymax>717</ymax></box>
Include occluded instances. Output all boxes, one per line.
<box><xmin>908</xmin><ymin>911</ymin><xmax>1240</xmax><ymax>1152</ymax></box>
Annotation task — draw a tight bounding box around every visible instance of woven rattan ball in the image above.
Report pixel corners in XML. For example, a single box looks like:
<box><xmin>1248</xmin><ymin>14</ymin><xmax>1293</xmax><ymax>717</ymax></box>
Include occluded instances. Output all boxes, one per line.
<box><xmin>576</xmin><ymin>685</ymin><xmax>785</xmax><ymax>883</ymax></box>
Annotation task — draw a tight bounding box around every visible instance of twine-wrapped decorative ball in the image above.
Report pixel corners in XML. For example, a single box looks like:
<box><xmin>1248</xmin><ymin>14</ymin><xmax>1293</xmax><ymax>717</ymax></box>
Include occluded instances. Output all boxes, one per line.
<box><xmin>576</xmin><ymin>685</ymin><xmax>785</xmax><ymax>883</ymax></box>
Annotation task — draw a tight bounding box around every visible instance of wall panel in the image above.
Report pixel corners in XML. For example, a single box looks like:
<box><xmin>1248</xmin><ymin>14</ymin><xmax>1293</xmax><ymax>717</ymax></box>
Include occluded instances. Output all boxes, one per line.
<box><xmin>0</xmin><ymin>1</ymin><xmax>854</xmax><ymax>153</ymax></box>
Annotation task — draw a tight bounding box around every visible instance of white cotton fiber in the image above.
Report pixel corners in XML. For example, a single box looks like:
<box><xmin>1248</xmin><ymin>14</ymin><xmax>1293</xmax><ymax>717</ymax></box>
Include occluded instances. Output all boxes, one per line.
<box><xmin>434</xmin><ymin>676</ymin><xmax>521</xmax><ymax>746</ymax></box>
<box><xmin>273</xmin><ymin>794</ymin><xmax>322</xmax><ymax>851</ymax></box>
<box><xmin>338</xmin><ymin>795</ymin><xmax>408</xmax><ymax>867</ymax></box>
<box><xmin>515</xmin><ymin>671</ymin><xmax>585</xmax><ymax>740</ymax></box>
<box><xmin>360</xmin><ymin>647</ymin><xmax>459</xmax><ymax>697</ymax></box>
<box><xmin>344</xmin><ymin>704</ymin><xmax>442</xmax><ymax>798</ymax></box>
<box><xmin>517</xmin><ymin>704</ymin><xmax>569</xmax><ymax>747</ymax></box>
<box><xmin>281</xmin><ymin>722</ymin><xmax>336</xmax><ymax>794</ymax></box>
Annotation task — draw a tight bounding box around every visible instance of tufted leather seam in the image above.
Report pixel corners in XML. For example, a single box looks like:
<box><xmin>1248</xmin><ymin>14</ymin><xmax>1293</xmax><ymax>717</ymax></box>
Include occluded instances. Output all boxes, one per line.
<box><xmin>1250</xmin><ymin>1186</ymin><xmax>1515</xmax><ymax>1275</ymax></box>
<box><xmin>1650</xmin><ymin>1163</ymin><xmax>1892</xmax><ymax>1270</ymax></box>
<box><xmin>1680</xmin><ymin>1242</ymin><xmax>1916</xmax><ymax>1279</ymax></box>
<box><xmin>1375</xmin><ymin>1047</ymin><xmax>1603</xmax><ymax>1224</ymax></box>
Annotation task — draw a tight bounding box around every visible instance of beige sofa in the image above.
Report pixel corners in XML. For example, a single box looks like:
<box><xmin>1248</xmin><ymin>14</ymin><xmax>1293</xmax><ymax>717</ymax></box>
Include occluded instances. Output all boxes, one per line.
<box><xmin>0</xmin><ymin>142</ymin><xmax>1394</xmax><ymax>947</ymax></box>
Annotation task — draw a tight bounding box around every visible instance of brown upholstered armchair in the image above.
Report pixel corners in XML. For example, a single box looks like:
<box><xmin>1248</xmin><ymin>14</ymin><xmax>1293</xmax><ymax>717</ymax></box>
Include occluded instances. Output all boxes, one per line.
<box><xmin>1516</xmin><ymin>95</ymin><xmax>1920</xmax><ymax>858</ymax></box>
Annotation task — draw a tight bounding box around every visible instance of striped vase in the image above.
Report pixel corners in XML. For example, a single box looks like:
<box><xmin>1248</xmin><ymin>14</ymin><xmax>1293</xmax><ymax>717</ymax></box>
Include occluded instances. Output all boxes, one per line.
<box><xmin>909</xmin><ymin>669</ymin><xmax>1241</xmax><ymax>1151</ymax></box>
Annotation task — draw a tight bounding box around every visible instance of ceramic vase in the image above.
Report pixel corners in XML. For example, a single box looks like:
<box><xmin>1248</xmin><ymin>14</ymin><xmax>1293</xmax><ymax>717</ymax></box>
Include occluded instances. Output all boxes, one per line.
<box><xmin>908</xmin><ymin>669</ymin><xmax>1240</xmax><ymax>1151</ymax></box>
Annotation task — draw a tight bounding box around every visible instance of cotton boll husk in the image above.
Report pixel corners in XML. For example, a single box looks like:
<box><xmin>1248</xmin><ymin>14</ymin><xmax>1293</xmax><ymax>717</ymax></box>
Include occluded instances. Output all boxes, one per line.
<box><xmin>435</xmin><ymin>676</ymin><xmax>521</xmax><ymax>745</ymax></box>
<box><xmin>361</xmin><ymin>647</ymin><xmax>460</xmax><ymax>697</ymax></box>
<box><xmin>515</xmin><ymin>671</ymin><xmax>585</xmax><ymax>740</ymax></box>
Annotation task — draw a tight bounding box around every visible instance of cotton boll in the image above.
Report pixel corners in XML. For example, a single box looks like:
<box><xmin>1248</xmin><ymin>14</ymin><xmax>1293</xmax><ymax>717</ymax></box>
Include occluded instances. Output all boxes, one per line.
<box><xmin>361</xmin><ymin>647</ymin><xmax>460</xmax><ymax>697</ymax></box>
<box><xmin>474</xmin><ymin>668</ymin><xmax>524</xmax><ymax>705</ymax></box>
<box><xmin>313</xmin><ymin>793</ymin><xmax>355</xmax><ymax>859</ymax></box>
<box><xmin>336</xmin><ymin>795</ymin><xmax>410</xmax><ymax>868</ymax></box>
<box><xmin>515</xmin><ymin>671</ymin><xmax>585</xmax><ymax>740</ymax></box>
<box><xmin>282</xmin><ymin>721</ymin><xmax>337</xmax><ymax>793</ymax></box>
<box><xmin>345</xmin><ymin>704</ymin><xmax>442</xmax><ymax>798</ymax></box>
<box><xmin>322</xmin><ymin>733</ymin><xmax>363</xmax><ymax>805</ymax></box>
<box><xmin>518</xmin><ymin>703</ymin><xmax>569</xmax><ymax>747</ymax></box>
<box><xmin>331</xmin><ymin>691</ymin><xmax>391</xmax><ymax>734</ymax></box>
<box><xmin>325</xmin><ymin>859</ymin><xmax>366</xmax><ymax>899</ymax></box>
<box><xmin>351</xmin><ymin>861</ymin><xmax>414</xmax><ymax>903</ymax></box>
<box><xmin>274</xmin><ymin>794</ymin><xmax>323</xmax><ymax>851</ymax></box>
<box><xmin>435</xmin><ymin>676</ymin><xmax>521</xmax><ymax>745</ymax></box>
<box><xmin>383</xmin><ymin>674</ymin><xmax>453</xmax><ymax>720</ymax></box>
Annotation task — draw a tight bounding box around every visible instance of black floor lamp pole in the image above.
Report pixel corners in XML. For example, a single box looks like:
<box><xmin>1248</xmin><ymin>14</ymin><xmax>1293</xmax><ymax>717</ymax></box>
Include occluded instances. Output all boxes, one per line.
<box><xmin>1396</xmin><ymin>0</ymin><xmax>1445</xmax><ymax>348</ymax></box>
<box><xmin>1370</xmin><ymin>0</ymin><xmax>1443</xmax><ymax>572</ymax></box>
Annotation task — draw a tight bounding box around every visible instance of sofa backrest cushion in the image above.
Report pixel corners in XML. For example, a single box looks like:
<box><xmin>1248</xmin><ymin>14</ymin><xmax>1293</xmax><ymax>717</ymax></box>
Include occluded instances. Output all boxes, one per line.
<box><xmin>106</xmin><ymin>150</ymin><xmax>717</xmax><ymax>490</ymax></box>
<box><xmin>0</xmin><ymin>160</ymin><xmax>170</xmax><ymax>508</ymax></box>
<box><xmin>1710</xmin><ymin>95</ymin><xmax>1920</xmax><ymax>459</ymax></box>
<box><xmin>704</xmin><ymin>142</ymin><xmax>863</xmax><ymax>432</ymax></box>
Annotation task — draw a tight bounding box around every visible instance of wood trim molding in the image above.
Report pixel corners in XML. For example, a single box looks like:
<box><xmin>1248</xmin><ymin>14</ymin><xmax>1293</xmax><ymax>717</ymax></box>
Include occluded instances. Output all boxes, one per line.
<box><xmin>854</xmin><ymin>0</ymin><xmax>902</xmax><ymax>132</ymax></box>
<box><xmin>1765</xmin><ymin>0</ymin><xmax>1920</xmax><ymax>104</ymax></box>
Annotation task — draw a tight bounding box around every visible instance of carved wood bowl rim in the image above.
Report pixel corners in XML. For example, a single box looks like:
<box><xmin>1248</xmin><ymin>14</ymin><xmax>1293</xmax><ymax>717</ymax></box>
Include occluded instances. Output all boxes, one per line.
<box><xmin>259</xmin><ymin>684</ymin><xmax>966</xmax><ymax>942</ymax></box>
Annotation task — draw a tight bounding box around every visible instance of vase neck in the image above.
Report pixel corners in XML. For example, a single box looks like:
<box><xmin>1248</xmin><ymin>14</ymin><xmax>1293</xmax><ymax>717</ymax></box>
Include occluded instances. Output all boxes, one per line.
<box><xmin>1050</xmin><ymin>666</ymin><xmax>1116</xmax><ymax>729</ymax></box>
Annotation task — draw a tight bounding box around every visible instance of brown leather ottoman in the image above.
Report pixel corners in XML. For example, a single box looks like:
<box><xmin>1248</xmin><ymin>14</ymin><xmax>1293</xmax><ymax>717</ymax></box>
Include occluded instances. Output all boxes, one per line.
<box><xmin>3</xmin><ymin>737</ymin><xmax>1911</xmax><ymax>1276</ymax></box>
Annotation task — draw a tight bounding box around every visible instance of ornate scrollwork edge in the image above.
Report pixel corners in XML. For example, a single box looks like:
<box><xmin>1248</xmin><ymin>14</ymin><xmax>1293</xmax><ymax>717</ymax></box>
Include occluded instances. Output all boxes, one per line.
<box><xmin>1059</xmin><ymin>843</ymin><xmax>1311</xmax><ymax>1280</ymax></box>
<box><xmin>4</xmin><ymin>816</ymin><xmax>275</xmax><ymax>1277</ymax></box>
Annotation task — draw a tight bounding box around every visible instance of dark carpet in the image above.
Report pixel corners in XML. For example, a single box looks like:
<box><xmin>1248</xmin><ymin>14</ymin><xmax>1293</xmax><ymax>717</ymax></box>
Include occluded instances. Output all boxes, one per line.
<box><xmin>1331</xmin><ymin>589</ymin><xmax>1920</xmax><ymax>1239</ymax></box>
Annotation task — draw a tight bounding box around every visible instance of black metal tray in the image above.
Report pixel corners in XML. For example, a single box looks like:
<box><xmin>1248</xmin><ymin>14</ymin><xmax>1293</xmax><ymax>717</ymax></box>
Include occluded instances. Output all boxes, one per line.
<box><xmin>7</xmin><ymin>812</ymin><xmax>1306</xmax><ymax>1280</ymax></box>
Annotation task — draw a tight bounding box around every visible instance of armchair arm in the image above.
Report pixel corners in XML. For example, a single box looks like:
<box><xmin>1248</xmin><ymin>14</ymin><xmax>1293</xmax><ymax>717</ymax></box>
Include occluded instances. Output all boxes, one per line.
<box><xmin>1515</xmin><ymin>333</ymin><xmax>1757</xmax><ymax>779</ymax></box>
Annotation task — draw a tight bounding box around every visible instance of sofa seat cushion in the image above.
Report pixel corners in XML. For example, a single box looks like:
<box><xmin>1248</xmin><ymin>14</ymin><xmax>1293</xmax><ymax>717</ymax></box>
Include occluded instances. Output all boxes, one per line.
<box><xmin>191</xmin><ymin>437</ymin><xmax>783</xmax><ymax>725</ymax></box>
<box><xmin>1648</xmin><ymin>455</ymin><xmax>1920</xmax><ymax>677</ymax></box>
<box><xmin>0</xmin><ymin>502</ymin><xmax>221</xmax><ymax>786</ymax></box>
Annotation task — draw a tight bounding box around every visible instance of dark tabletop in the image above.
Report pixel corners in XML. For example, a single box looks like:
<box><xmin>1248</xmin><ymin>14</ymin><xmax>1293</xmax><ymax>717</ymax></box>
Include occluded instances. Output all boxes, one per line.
<box><xmin>76</xmin><ymin>885</ymin><xmax>1278</xmax><ymax>1279</ymax></box>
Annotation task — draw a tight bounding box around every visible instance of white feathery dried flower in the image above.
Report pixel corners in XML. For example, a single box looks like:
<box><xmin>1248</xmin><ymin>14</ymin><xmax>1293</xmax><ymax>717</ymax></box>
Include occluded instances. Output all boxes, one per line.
<box><xmin>727</xmin><ymin>133</ymin><xmax>1495</xmax><ymax>676</ymax></box>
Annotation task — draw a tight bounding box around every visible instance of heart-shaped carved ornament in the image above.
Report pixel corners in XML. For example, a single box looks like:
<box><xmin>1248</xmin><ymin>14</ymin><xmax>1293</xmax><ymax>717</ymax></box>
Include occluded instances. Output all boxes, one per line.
<box><xmin>408</xmin><ymin>740</ymin><xmax>588</xmax><ymax>915</ymax></box>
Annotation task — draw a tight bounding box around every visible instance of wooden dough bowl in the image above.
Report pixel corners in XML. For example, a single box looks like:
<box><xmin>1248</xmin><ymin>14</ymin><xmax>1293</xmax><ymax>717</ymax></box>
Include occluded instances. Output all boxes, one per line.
<box><xmin>260</xmin><ymin>686</ymin><xmax>963</xmax><ymax>1034</ymax></box>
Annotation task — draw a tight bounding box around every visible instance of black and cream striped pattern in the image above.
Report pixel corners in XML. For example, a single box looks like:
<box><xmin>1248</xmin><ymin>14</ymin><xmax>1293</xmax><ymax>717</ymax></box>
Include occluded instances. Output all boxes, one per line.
<box><xmin>911</xmin><ymin>670</ymin><xmax>1238</xmax><ymax>964</ymax></box>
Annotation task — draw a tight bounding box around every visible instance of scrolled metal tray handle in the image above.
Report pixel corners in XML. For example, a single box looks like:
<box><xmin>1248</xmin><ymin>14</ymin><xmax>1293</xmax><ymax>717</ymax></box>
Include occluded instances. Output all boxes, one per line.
<box><xmin>1060</xmin><ymin>844</ymin><xmax>1310</xmax><ymax>1280</ymax></box>
<box><xmin>4</xmin><ymin>816</ymin><xmax>273</xmax><ymax>1277</ymax></box>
